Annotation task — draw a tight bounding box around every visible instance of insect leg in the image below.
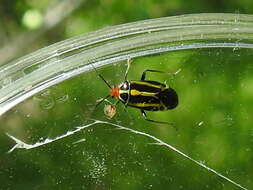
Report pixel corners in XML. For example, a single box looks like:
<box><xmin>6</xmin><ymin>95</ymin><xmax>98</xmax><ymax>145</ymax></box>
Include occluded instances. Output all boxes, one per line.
<box><xmin>141</xmin><ymin>69</ymin><xmax>181</xmax><ymax>80</ymax></box>
<box><xmin>95</xmin><ymin>95</ymin><xmax>111</xmax><ymax>108</ymax></box>
<box><xmin>140</xmin><ymin>110</ymin><xmax>176</xmax><ymax>129</ymax></box>
<box><xmin>114</xmin><ymin>100</ymin><xmax>120</xmax><ymax>106</ymax></box>
<box><xmin>124</xmin><ymin>58</ymin><xmax>132</xmax><ymax>81</ymax></box>
<box><xmin>121</xmin><ymin>104</ymin><xmax>136</xmax><ymax>123</ymax></box>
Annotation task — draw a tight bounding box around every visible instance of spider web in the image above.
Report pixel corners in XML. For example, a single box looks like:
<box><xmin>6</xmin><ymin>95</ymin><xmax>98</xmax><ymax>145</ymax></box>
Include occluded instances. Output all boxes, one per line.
<box><xmin>7</xmin><ymin>119</ymin><xmax>248</xmax><ymax>190</ymax></box>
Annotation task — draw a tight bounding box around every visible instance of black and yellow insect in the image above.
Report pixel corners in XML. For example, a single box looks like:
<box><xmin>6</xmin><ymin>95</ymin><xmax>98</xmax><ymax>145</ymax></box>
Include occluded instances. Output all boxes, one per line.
<box><xmin>94</xmin><ymin>59</ymin><xmax>179</xmax><ymax>126</ymax></box>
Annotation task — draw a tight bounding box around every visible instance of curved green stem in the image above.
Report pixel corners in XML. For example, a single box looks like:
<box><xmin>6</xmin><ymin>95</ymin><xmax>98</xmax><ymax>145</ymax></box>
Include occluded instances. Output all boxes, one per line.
<box><xmin>1</xmin><ymin>13</ymin><xmax>253</xmax><ymax>116</ymax></box>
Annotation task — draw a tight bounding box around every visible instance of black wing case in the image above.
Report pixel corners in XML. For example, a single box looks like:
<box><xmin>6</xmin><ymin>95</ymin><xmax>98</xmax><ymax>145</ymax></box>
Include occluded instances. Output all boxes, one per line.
<box><xmin>127</xmin><ymin>81</ymin><xmax>167</xmax><ymax>111</ymax></box>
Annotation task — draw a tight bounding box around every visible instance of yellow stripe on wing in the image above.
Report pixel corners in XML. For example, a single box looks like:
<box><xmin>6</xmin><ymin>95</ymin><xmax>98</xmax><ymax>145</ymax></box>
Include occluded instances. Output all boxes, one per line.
<box><xmin>132</xmin><ymin>81</ymin><xmax>166</xmax><ymax>89</ymax></box>
<box><xmin>128</xmin><ymin>102</ymin><xmax>161</xmax><ymax>108</ymax></box>
<box><xmin>130</xmin><ymin>89</ymin><xmax>156</xmax><ymax>96</ymax></box>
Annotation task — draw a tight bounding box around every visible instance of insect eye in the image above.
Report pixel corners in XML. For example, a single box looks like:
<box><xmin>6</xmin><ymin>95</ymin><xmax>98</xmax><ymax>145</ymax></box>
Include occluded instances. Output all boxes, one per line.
<box><xmin>120</xmin><ymin>93</ymin><xmax>129</xmax><ymax>102</ymax></box>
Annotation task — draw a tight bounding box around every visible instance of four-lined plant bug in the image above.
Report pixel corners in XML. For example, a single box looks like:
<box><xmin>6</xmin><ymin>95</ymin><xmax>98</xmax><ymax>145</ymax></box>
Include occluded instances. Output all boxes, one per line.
<box><xmin>93</xmin><ymin>59</ymin><xmax>179</xmax><ymax>127</ymax></box>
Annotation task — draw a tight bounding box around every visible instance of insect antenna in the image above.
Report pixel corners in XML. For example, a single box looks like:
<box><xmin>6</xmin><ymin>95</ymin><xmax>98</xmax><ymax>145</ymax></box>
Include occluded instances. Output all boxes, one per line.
<box><xmin>90</xmin><ymin>64</ymin><xmax>112</xmax><ymax>89</ymax></box>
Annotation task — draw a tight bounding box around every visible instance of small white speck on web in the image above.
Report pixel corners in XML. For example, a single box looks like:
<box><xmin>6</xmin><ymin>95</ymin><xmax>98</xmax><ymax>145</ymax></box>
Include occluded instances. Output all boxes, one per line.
<box><xmin>198</xmin><ymin>121</ymin><xmax>204</xmax><ymax>127</ymax></box>
<box><xmin>85</xmin><ymin>154</ymin><xmax>107</xmax><ymax>184</ymax></box>
<box><xmin>72</xmin><ymin>138</ymin><xmax>86</xmax><ymax>144</ymax></box>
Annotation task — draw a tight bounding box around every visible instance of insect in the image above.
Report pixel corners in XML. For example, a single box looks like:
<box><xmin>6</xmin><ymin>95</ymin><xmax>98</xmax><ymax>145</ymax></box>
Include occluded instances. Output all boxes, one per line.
<box><xmin>93</xmin><ymin>59</ymin><xmax>179</xmax><ymax>126</ymax></box>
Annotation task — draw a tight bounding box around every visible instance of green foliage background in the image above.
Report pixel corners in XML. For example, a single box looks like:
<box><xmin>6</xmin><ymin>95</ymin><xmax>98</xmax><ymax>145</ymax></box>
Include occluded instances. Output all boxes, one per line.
<box><xmin>1</xmin><ymin>1</ymin><xmax>253</xmax><ymax>190</ymax></box>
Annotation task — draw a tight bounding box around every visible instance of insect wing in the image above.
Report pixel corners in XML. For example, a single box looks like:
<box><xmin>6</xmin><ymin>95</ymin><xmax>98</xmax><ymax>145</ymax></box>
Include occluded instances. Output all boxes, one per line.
<box><xmin>157</xmin><ymin>88</ymin><xmax>178</xmax><ymax>109</ymax></box>
<box><xmin>127</xmin><ymin>81</ymin><xmax>166</xmax><ymax>111</ymax></box>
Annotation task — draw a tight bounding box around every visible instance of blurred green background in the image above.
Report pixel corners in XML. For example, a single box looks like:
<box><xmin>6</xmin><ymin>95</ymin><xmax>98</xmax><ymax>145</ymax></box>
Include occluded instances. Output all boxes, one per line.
<box><xmin>1</xmin><ymin>1</ymin><xmax>253</xmax><ymax>190</ymax></box>
<box><xmin>1</xmin><ymin>0</ymin><xmax>253</xmax><ymax>65</ymax></box>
